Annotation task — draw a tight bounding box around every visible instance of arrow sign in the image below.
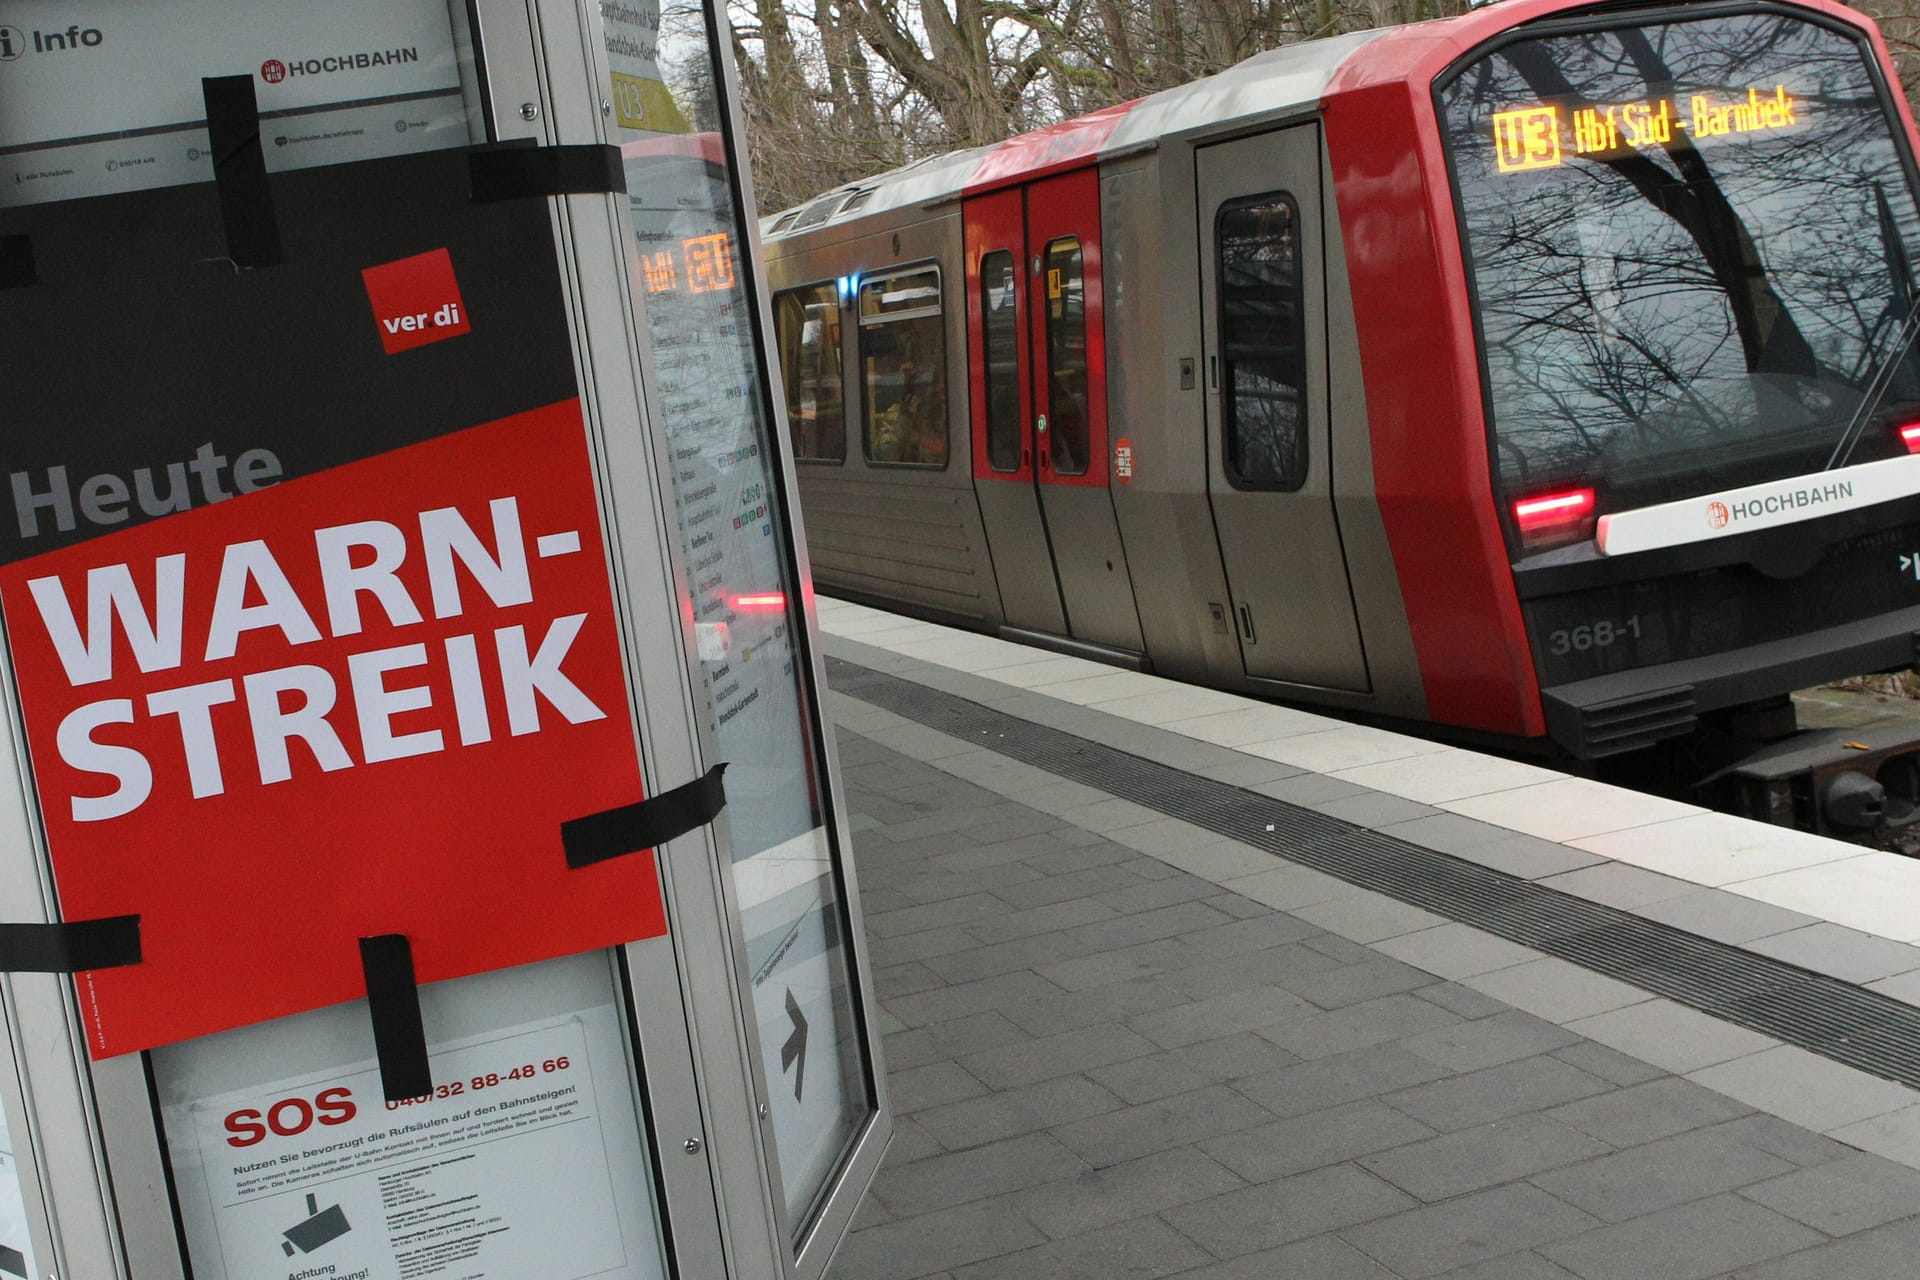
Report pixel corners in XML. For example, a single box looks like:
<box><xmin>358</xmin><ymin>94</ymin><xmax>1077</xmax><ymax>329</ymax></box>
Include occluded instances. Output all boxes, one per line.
<box><xmin>780</xmin><ymin>987</ymin><xmax>809</xmax><ymax>1101</ymax></box>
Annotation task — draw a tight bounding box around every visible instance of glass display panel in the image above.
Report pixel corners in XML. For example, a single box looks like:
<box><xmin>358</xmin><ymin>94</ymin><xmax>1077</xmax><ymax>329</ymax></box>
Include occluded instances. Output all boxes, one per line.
<box><xmin>981</xmin><ymin>250</ymin><xmax>1024</xmax><ymax>471</ymax></box>
<box><xmin>0</xmin><ymin>0</ymin><xmax>476</xmax><ymax>208</ymax></box>
<box><xmin>859</xmin><ymin>268</ymin><xmax>950</xmax><ymax>467</ymax></box>
<box><xmin>1440</xmin><ymin>11</ymin><xmax>1920</xmax><ymax>523</ymax></box>
<box><xmin>152</xmin><ymin>953</ymin><xmax>666</xmax><ymax>1280</ymax></box>
<box><xmin>1043</xmin><ymin>238</ymin><xmax>1091</xmax><ymax>475</ymax></box>
<box><xmin>0</xmin><ymin>1084</ymin><xmax>36</xmax><ymax>1278</ymax></box>
<box><xmin>775</xmin><ymin>283</ymin><xmax>847</xmax><ymax>462</ymax></box>
<box><xmin>605</xmin><ymin>0</ymin><xmax>872</xmax><ymax>1235</ymax></box>
<box><xmin>1218</xmin><ymin>194</ymin><xmax>1308</xmax><ymax>490</ymax></box>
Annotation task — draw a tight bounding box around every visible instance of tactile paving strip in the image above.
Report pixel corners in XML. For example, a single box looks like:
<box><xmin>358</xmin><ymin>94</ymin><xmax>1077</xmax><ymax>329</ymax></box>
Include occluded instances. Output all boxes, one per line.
<box><xmin>829</xmin><ymin>656</ymin><xmax>1920</xmax><ymax>1088</ymax></box>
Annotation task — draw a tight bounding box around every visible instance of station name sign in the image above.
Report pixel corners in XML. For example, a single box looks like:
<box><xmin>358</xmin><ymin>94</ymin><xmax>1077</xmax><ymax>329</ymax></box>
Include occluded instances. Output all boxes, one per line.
<box><xmin>1492</xmin><ymin>85</ymin><xmax>1800</xmax><ymax>174</ymax></box>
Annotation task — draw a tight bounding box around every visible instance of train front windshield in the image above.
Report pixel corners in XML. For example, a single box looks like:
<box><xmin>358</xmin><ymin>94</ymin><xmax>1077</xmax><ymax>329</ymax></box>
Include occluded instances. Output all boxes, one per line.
<box><xmin>1440</xmin><ymin>9</ymin><xmax>1920</xmax><ymax>544</ymax></box>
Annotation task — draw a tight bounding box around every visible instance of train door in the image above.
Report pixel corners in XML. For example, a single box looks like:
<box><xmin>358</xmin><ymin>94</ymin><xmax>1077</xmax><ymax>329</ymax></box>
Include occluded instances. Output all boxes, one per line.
<box><xmin>963</xmin><ymin>172</ymin><xmax>1145</xmax><ymax>651</ymax></box>
<box><xmin>965</xmin><ymin>187</ymin><xmax>1070</xmax><ymax>634</ymax></box>
<box><xmin>1197</xmin><ymin>126</ymin><xmax>1369</xmax><ymax>691</ymax></box>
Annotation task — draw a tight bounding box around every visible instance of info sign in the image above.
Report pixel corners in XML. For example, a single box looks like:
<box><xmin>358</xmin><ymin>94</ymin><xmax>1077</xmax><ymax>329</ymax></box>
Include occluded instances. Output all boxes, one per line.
<box><xmin>0</xmin><ymin>401</ymin><xmax>664</xmax><ymax>1058</ymax></box>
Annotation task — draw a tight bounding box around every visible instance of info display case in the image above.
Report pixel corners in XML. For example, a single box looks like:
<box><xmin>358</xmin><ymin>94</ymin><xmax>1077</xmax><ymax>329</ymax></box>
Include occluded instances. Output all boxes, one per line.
<box><xmin>0</xmin><ymin>2</ymin><xmax>886</xmax><ymax>1277</ymax></box>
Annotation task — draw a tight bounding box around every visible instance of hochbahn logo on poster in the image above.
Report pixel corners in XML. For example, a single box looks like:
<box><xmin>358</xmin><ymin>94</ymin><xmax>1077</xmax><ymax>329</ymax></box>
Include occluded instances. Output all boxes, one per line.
<box><xmin>0</xmin><ymin>400</ymin><xmax>668</xmax><ymax>1058</ymax></box>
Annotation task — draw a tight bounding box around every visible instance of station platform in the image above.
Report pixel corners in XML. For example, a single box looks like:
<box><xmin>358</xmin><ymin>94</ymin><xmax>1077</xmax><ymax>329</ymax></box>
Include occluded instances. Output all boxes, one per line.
<box><xmin>814</xmin><ymin>597</ymin><xmax>1920</xmax><ymax>1279</ymax></box>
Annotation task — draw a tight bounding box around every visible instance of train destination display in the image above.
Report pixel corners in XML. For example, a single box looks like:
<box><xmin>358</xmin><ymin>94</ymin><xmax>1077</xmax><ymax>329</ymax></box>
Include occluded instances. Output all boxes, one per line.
<box><xmin>1493</xmin><ymin>84</ymin><xmax>1803</xmax><ymax>173</ymax></box>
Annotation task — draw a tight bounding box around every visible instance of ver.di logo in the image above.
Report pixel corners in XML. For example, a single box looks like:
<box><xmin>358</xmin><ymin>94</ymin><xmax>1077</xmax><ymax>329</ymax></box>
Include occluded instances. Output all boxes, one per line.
<box><xmin>1706</xmin><ymin>501</ymin><xmax>1730</xmax><ymax>530</ymax></box>
<box><xmin>0</xmin><ymin>28</ymin><xmax>24</xmax><ymax>60</ymax></box>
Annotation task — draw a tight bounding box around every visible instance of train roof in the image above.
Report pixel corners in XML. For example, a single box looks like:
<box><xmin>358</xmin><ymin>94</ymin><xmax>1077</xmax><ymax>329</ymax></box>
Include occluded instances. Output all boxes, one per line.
<box><xmin>758</xmin><ymin>0</ymin><xmax>1892</xmax><ymax>245</ymax></box>
<box><xmin>760</xmin><ymin>25</ymin><xmax>1386</xmax><ymax>243</ymax></box>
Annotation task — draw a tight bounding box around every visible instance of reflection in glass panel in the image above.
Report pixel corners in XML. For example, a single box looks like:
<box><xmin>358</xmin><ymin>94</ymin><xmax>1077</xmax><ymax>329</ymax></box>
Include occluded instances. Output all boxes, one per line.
<box><xmin>981</xmin><ymin>250</ymin><xmax>1023</xmax><ymax>471</ymax></box>
<box><xmin>605</xmin><ymin>0</ymin><xmax>871</xmax><ymax>1234</ymax></box>
<box><xmin>775</xmin><ymin>283</ymin><xmax>847</xmax><ymax>462</ymax></box>
<box><xmin>859</xmin><ymin>268</ymin><xmax>949</xmax><ymax>467</ymax></box>
<box><xmin>0</xmin><ymin>1086</ymin><xmax>37</xmax><ymax>1278</ymax></box>
<box><xmin>1043</xmin><ymin>238</ymin><xmax>1090</xmax><ymax>475</ymax></box>
<box><xmin>1440</xmin><ymin>12</ymin><xmax>1920</xmax><ymax>516</ymax></box>
<box><xmin>1218</xmin><ymin>194</ymin><xmax>1306</xmax><ymax>490</ymax></box>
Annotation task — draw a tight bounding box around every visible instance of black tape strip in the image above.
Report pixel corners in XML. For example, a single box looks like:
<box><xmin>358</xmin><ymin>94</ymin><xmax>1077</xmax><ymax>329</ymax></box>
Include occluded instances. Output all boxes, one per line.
<box><xmin>0</xmin><ymin>236</ymin><xmax>36</xmax><ymax>290</ymax></box>
<box><xmin>202</xmin><ymin>75</ymin><xmax>283</xmax><ymax>268</ymax></box>
<box><xmin>469</xmin><ymin>143</ymin><xmax>626</xmax><ymax>204</ymax></box>
<box><xmin>0</xmin><ymin>916</ymin><xmax>140</xmax><ymax>973</ymax></box>
<box><xmin>562</xmin><ymin>764</ymin><xmax>728</xmax><ymax>870</ymax></box>
<box><xmin>359</xmin><ymin>934</ymin><xmax>431</xmax><ymax>1103</ymax></box>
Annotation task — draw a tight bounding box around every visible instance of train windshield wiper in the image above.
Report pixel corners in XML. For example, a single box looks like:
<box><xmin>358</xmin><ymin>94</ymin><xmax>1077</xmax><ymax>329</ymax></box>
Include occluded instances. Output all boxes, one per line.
<box><xmin>1827</xmin><ymin>184</ymin><xmax>1920</xmax><ymax>471</ymax></box>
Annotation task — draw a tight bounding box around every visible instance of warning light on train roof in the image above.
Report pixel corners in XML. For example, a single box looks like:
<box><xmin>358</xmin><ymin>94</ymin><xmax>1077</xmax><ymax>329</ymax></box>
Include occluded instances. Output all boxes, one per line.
<box><xmin>1492</xmin><ymin>86</ymin><xmax>1800</xmax><ymax>173</ymax></box>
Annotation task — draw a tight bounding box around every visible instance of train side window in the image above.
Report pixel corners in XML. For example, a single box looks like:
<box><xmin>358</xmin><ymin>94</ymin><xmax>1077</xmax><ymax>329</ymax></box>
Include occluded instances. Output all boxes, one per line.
<box><xmin>773</xmin><ymin>282</ymin><xmax>846</xmax><ymax>463</ymax></box>
<box><xmin>1042</xmin><ymin>238</ymin><xmax>1090</xmax><ymax>476</ymax></box>
<box><xmin>980</xmin><ymin>250</ymin><xmax>1022</xmax><ymax>471</ymax></box>
<box><xmin>858</xmin><ymin>266</ymin><xmax>949</xmax><ymax>468</ymax></box>
<box><xmin>1217</xmin><ymin>193</ymin><xmax>1307</xmax><ymax>491</ymax></box>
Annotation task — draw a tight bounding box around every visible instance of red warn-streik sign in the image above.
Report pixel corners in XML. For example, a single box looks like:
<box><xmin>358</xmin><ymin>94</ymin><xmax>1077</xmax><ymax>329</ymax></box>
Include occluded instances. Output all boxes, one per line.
<box><xmin>0</xmin><ymin>400</ymin><xmax>665</xmax><ymax>1058</ymax></box>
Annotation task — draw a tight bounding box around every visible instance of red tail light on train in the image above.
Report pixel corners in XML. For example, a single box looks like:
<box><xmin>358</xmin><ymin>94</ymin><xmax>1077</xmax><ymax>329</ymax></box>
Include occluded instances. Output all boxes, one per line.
<box><xmin>1512</xmin><ymin>488</ymin><xmax>1596</xmax><ymax>553</ymax></box>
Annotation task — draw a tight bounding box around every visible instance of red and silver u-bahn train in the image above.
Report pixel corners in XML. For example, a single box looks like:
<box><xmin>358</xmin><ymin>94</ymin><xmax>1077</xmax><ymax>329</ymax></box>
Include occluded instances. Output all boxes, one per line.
<box><xmin>760</xmin><ymin>0</ymin><xmax>1920</xmax><ymax>783</ymax></box>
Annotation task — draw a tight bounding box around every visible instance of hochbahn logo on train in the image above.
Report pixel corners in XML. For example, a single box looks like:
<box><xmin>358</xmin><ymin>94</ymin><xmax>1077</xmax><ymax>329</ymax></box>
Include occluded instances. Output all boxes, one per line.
<box><xmin>1492</xmin><ymin>84</ymin><xmax>1801</xmax><ymax>173</ymax></box>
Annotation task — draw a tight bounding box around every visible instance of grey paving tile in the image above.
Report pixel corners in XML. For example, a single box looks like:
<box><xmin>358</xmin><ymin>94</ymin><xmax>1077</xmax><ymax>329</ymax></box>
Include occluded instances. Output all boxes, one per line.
<box><xmin>1531</xmin><ymin>1127</ymin><xmax>1798</xmax><ymax>1222</ymax></box>
<box><xmin>1020</xmin><ymin>839</ymin><xmax>1142</xmax><ymax>875</ymax></box>
<box><xmin>1546</xmin><ymin>1077</ymin><xmax>1752</xmax><ymax>1147</ymax></box>
<box><xmin>1688</xmin><ymin>1045</ymin><xmax>1918</xmax><ymax>1133</ymax></box>
<box><xmin>1460</xmin><ymin>959</ymin><xmax>1653</xmax><ymax>1025</ymax></box>
<box><xmin>1126</xmin><ymin>985</ymin><xmax>1316</xmax><ymax>1049</ymax></box>
<box><xmin>1744</xmin><ymin>922</ymin><xmax>1920</xmax><ymax>984</ymax></box>
<box><xmin>885</xmin><ymin>971</ymin><xmax>1068</xmax><ymax>1030</ymax></box>
<box><xmin>1291</xmin><ymin>889</ymin><xmax>1450</xmax><ymax>944</ymax></box>
<box><xmin>1179</xmin><ymin>912</ymin><xmax>1324</xmax><ymax>958</ymax></box>
<box><xmin>1095</xmin><ymin>872</ymin><xmax>1226</xmax><ymax>915</ymax></box>
<box><xmin>957</xmin><ymin>1022</ymin><xmax>1159</xmax><ymax>1090</ymax></box>
<box><xmin>1634</xmin><ymin>889</ymin><xmax>1821</xmax><ymax>945</ymax></box>
<box><xmin>1361</xmin><ymin>1114</ymin><xmax>1610</xmax><ymax>1201</ymax></box>
<box><xmin>891</xmin><ymin>1061</ymin><xmax>988</xmax><ymax>1114</ymax></box>
<box><xmin>1223</xmin><ymin>862</ymin><xmax>1365</xmax><ymax>911</ymax></box>
<box><xmin>1202</xmin><ymin>892</ymin><xmax>1270</xmax><ymax>920</ymax></box>
<box><xmin>1431</xmin><ymin>1254</ymin><xmax>1581</xmax><ymax>1280</ymax></box>
<box><xmin>1380</xmin><ymin>813</ymin><xmax>1606</xmax><ymax>879</ymax></box>
<box><xmin>950</xmin><ymin>1214</ymin><xmax>1209</xmax><ymax>1280</ymax></box>
<box><xmin>1254</xmin><ymin>772</ymin><xmax>1372</xmax><ymax>805</ymax></box>
<box><xmin>1235</xmin><ymin>1044</ymin><xmax>1454</xmax><ymax>1119</ymax></box>
<box><xmin>1162</xmin><ymin>940</ymin><xmax>1348</xmax><ymax>1000</ymax></box>
<box><xmin>1547</xmin><ymin>1040</ymin><xmax>1666</xmax><ymax>1087</ymax></box>
<box><xmin>1565</xmin><ymin>999</ymin><xmax>1776</xmax><ymax>1074</ymax></box>
<box><xmin>1826</xmin><ymin>1103</ymin><xmax>1920</xmax><ymax>1169</ymax></box>
<box><xmin>1086</xmin><ymin>1032</ymin><xmax>1302</xmax><ymax>1105</ymax></box>
<box><xmin>1261</xmin><ymin>993</ymin><xmax>1463</xmax><ymax>1061</ymax></box>
<box><xmin>1049</xmin><ymin>1083</ymin><xmax>1277</xmax><ymax>1167</ymax></box>
<box><xmin>1063</xmin><ymin>899</ymin><xmax>1239</xmax><ymax>951</ymax></box>
<box><xmin>871</xmin><ymin>926</ymin><xmax>987</xmax><ymax>969</ymax></box>
<box><xmin>883</xmin><ymin>1010</ymin><xmax>1030</xmax><ymax>1073</ymax></box>
<box><xmin>1397</xmin><ymin>1009</ymin><xmax>1582</xmax><ymax>1073</ymax></box>
<box><xmin>962</xmin><ymin>897</ymin><xmax>1119</xmax><ymax>946</ymax></box>
<box><xmin>827</xmin><ymin>1198</ymin><xmax>1046</xmax><ymax>1280</ymax></box>
<box><xmin>933</xmin><ymin>833</ymin><xmax>1087</xmax><ymax>876</ymax></box>
<box><xmin>1415</xmin><ymin>981</ymin><xmax>1516</xmax><ymax>1021</ymax></box>
<box><xmin>920</xmin><ymin>932</ymin><xmax>1092</xmax><ymax>985</ymax></box>
<box><xmin>1313</xmin><ymin>790</ymin><xmax>1444</xmax><ymax>828</ymax></box>
<box><xmin>999</xmin><ymin>975</ymin><xmax>1193</xmax><ymax>1037</ymax></box>
<box><xmin>1537</xmin><ymin>863</ymin><xmax>1697</xmax><ymax>910</ymax></box>
<box><xmin>1200</xmin><ymin>1098</ymin><xmax>1438</xmax><ymax>1183</ymax></box>
<box><xmin>1340</xmin><ymin>1183</ymin><xmax>1603</xmax><ymax>1279</ymax></box>
<box><xmin>1012</xmin><ymin>1147</ymin><xmax>1244</xmax><ymax>1238</ymax></box>
<box><xmin>913</xmin><ymin>1074</ymin><xmax>1123</xmax><ymax>1150</ymax></box>
<box><xmin>1171</xmin><ymin>1234</ymin><xmax>1398</xmax><ymax>1279</ymax></box>
<box><xmin>1032</xmin><ymin>938</ymin><xmax>1194</xmax><ymax>992</ymax></box>
<box><xmin>1372</xmin><ymin>924</ymin><xmax>1541</xmax><ymax>981</ymax></box>
<box><xmin>1703</xmin><ymin>1114</ymin><xmax>1857</xmax><ymax>1168</ymax></box>
<box><xmin>1191</xmin><ymin>756</ymin><xmax>1310</xmax><ymax>787</ymax></box>
<box><xmin>871</xmin><ymin>1133</ymin><xmax>1088</xmax><ymax>1217</ymax></box>
<box><xmin>1283</xmin><ymin>955</ymin><xmax>1439</xmax><ymax>1009</ymax></box>
<box><xmin>876</xmin><ymin>961</ymin><xmax>948</xmax><ymax>1000</ymax></box>
<box><xmin>1162</xmin><ymin>1164</ymin><xmax>1418</xmax><ymax>1258</ymax></box>
<box><xmin>1383</xmin><ymin>1055</ymin><xmax>1612</xmax><ymax>1133</ymax></box>
<box><xmin>890</xmin><ymin>855</ymin><xmax>1044</xmax><ymax>905</ymax></box>
<box><xmin>1538</xmin><ymin>1193</ymin><xmax>1825</xmax><ymax>1280</ymax></box>
<box><xmin>987</xmin><ymin>862</ymin><xmax>1145</xmax><ymax>909</ymax></box>
<box><xmin>1728</xmin><ymin>1216</ymin><xmax>1920</xmax><ymax>1279</ymax></box>
<box><xmin>886</xmin><ymin>1115</ymin><xmax>947</xmax><ymax>1164</ymax></box>
<box><xmin>1740</xmin><ymin>1152</ymin><xmax>1920</xmax><ymax>1237</ymax></box>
